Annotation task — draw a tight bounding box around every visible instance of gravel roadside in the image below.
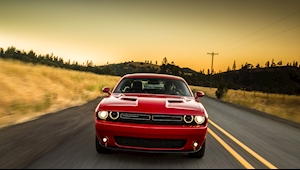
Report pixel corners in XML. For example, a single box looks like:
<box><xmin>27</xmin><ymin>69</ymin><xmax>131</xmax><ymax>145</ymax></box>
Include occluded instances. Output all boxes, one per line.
<box><xmin>0</xmin><ymin>96</ymin><xmax>103</xmax><ymax>169</ymax></box>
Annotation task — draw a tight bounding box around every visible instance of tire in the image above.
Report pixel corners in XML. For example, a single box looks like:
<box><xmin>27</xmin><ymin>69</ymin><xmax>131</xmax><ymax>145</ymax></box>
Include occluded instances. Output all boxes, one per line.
<box><xmin>188</xmin><ymin>140</ymin><xmax>206</xmax><ymax>158</ymax></box>
<box><xmin>95</xmin><ymin>135</ymin><xmax>110</xmax><ymax>153</ymax></box>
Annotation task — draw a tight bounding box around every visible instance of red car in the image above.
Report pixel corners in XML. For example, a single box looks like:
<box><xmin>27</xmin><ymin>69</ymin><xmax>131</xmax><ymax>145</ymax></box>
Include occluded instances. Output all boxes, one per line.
<box><xmin>94</xmin><ymin>73</ymin><xmax>208</xmax><ymax>158</ymax></box>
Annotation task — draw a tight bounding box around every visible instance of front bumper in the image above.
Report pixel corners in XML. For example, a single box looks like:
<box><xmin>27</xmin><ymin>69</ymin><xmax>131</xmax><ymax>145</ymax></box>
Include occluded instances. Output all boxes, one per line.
<box><xmin>95</xmin><ymin>119</ymin><xmax>207</xmax><ymax>153</ymax></box>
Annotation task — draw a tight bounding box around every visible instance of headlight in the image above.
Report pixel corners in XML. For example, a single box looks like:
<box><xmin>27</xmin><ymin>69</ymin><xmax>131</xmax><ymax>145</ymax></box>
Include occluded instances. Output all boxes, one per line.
<box><xmin>194</xmin><ymin>116</ymin><xmax>205</xmax><ymax>124</ymax></box>
<box><xmin>183</xmin><ymin>115</ymin><xmax>194</xmax><ymax>123</ymax></box>
<box><xmin>109</xmin><ymin>111</ymin><xmax>119</xmax><ymax>120</ymax></box>
<box><xmin>97</xmin><ymin>111</ymin><xmax>108</xmax><ymax>119</ymax></box>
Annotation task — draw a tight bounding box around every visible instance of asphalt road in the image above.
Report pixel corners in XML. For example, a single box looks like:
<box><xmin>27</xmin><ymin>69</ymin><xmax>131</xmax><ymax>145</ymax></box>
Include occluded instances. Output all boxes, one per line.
<box><xmin>1</xmin><ymin>96</ymin><xmax>300</xmax><ymax>169</ymax></box>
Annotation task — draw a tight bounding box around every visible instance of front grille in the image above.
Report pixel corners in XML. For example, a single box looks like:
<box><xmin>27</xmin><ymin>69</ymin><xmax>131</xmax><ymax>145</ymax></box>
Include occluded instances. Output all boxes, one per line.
<box><xmin>151</xmin><ymin>115</ymin><xmax>182</xmax><ymax>122</ymax></box>
<box><xmin>115</xmin><ymin>136</ymin><xmax>186</xmax><ymax>148</ymax></box>
<box><xmin>120</xmin><ymin>113</ymin><xmax>151</xmax><ymax>121</ymax></box>
<box><xmin>105</xmin><ymin>112</ymin><xmax>200</xmax><ymax>125</ymax></box>
<box><xmin>120</xmin><ymin>112</ymin><xmax>193</xmax><ymax>125</ymax></box>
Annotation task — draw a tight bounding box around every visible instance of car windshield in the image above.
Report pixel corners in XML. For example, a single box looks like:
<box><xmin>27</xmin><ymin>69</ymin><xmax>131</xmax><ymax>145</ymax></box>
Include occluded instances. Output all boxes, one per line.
<box><xmin>113</xmin><ymin>78</ymin><xmax>192</xmax><ymax>97</ymax></box>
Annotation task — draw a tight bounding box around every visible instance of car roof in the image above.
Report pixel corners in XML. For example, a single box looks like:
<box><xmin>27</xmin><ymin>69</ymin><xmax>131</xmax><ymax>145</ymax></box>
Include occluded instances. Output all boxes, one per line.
<box><xmin>122</xmin><ymin>73</ymin><xmax>185</xmax><ymax>80</ymax></box>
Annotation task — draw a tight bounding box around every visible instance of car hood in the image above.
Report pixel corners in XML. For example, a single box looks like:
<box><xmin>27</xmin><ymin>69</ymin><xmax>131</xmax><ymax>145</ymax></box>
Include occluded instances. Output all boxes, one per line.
<box><xmin>97</xmin><ymin>94</ymin><xmax>205</xmax><ymax>116</ymax></box>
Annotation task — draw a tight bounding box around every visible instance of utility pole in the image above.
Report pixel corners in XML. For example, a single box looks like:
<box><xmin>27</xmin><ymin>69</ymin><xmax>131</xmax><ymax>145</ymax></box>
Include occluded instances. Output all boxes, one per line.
<box><xmin>207</xmin><ymin>52</ymin><xmax>218</xmax><ymax>74</ymax></box>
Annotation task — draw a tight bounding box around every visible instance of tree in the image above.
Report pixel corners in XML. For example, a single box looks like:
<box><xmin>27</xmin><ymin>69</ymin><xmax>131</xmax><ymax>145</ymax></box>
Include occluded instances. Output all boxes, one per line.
<box><xmin>232</xmin><ymin>60</ymin><xmax>236</xmax><ymax>70</ymax></box>
<box><xmin>271</xmin><ymin>59</ymin><xmax>276</xmax><ymax>67</ymax></box>
<box><xmin>162</xmin><ymin>57</ymin><xmax>168</xmax><ymax>65</ymax></box>
<box><xmin>249</xmin><ymin>64</ymin><xmax>253</xmax><ymax>69</ymax></box>
<box><xmin>241</xmin><ymin>62</ymin><xmax>252</xmax><ymax>69</ymax></box>
<box><xmin>0</xmin><ymin>47</ymin><xmax>3</xmax><ymax>55</ymax></box>
<box><xmin>265</xmin><ymin>61</ymin><xmax>270</xmax><ymax>68</ymax></box>
<box><xmin>256</xmin><ymin>63</ymin><xmax>260</xmax><ymax>68</ymax></box>
<box><xmin>65</xmin><ymin>59</ymin><xmax>71</xmax><ymax>65</ymax></box>
<box><xmin>277</xmin><ymin>60</ymin><xmax>282</xmax><ymax>66</ymax></box>
<box><xmin>227</xmin><ymin>66</ymin><xmax>231</xmax><ymax>72</ymax></box>
<box><xmin>5</xmin><ymin>46</ymin><xmax>17</xmax><ymax>54</ymax></box>
<box><xmin>58</xmin><ymin>57</ymin><xmax>64</xmax><ymax>66</ymax></box>
<box><xmin>72</xmin><ymin>61</ymin><xmax>78</xmax><ymax>65</ymax></box>
<box><xmin>28</xmin><ymin>50</ymin><xmax>36</xmax><ymax>58</ymax></box>
<box><xmin>293</xmin><ymin>61</ymin><xmax>298</xmax><ymax>67</ymax></box>
<box><xmin>86</xmin><ymin>60</ymin><xmax>93</xmax><ymax>67</ymax></box>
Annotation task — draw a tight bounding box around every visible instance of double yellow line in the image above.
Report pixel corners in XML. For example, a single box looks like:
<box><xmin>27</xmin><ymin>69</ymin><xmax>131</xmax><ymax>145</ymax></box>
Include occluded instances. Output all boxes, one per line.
<box><xmin>208</xmin><ymin>120</ymin><xmax>278</xmax><ymax>169</ymax></box>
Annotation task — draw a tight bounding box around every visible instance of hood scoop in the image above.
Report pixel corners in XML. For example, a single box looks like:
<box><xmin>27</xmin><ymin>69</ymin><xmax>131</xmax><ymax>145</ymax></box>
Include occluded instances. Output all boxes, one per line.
<box><xmin>120</xmin><ymin>97</ymin><xmax>137</xmax><ymax>101</ymax></box>
<box><xmin>167</xmin><ymin>99</ymin><xmax>184</xmax><ymax>103</ymax></box>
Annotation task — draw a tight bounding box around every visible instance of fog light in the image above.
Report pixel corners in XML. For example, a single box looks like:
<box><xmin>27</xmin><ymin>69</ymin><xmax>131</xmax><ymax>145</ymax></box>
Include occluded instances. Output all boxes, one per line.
<box><xmin>102</xmin><ymin>137</ymin><xmax>108</xmax><ymax>143</ymax></box>
<box><xmin>193</xmin><ymin>141</ymin><xmax>198</xmax><ymax>148</ymax></box>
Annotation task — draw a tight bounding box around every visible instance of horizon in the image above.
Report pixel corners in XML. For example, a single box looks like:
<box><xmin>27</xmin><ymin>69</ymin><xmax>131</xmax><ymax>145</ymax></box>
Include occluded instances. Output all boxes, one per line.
<box><xmin>1</xmin><ymin>45</ymin><xmax>299</xmax><ymax>74</ymax></box>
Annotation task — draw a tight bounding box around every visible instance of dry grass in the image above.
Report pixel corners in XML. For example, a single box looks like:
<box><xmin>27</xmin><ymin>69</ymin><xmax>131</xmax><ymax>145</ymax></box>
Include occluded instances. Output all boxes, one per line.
<box><xmin>190</xmin><ymin>85</ymin><xmax>300</xmax><ymax>124</ymax></box>
<box><xmin>0</xmin><ymin>58</ymin><xmax>120</xmax><ymax>129</ymax></box>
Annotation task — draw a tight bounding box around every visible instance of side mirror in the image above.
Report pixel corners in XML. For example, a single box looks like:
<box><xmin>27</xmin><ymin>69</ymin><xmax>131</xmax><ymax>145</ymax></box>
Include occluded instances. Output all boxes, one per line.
<box><xmin>102</xmin><ymin>86</ymin><xmax>111</xmax><ymax>95</ymax></box>
<box><xmin>195</xmin><ymin>91</ymin><xmax>204</xmax><ymax>102</ymax></box>
<box><xmin>195</xmin><ymin>91</ymin><xmax>205</xmax><ymax>98</ymax></box>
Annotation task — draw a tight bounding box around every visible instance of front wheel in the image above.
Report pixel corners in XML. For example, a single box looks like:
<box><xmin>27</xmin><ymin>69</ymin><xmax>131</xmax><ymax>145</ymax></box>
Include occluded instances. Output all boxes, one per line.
<box><xmin>95</xmin><ymin>135</ymin><xmax>110</xmax><ymax>153</ymax></box>
<box><xmin>188</xmin><ymin>140</ymin><xmax>206</xmax><ymax>158</ymax></box>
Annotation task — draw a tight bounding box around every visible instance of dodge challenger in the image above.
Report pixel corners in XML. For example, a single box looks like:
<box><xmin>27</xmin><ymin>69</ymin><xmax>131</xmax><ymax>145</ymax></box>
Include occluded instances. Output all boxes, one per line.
<box><xmin>94</xmin><ymin>73</ymin><xmax>208</xmax><ymax>158</ymax></box>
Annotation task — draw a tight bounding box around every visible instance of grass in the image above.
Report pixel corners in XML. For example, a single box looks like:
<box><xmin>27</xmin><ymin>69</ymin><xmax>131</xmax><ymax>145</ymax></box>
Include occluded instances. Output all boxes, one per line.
<box><xmin>0</xmin><ymin>58</ymin><xmax>120</xmax><ymax>129</ymax></box>
<box><xmin>1</xmin><ymin>58</ymin><xmax>299</xmax><ymax>129</ymax></box>
<box><xmin>190</xmin><ymin>85</ymin><xmax>300</xmax><ymax>124</ymax></box>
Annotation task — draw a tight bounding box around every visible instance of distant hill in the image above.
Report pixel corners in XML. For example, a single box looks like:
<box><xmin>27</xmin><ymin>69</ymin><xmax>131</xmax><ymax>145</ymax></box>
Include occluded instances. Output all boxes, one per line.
<box><xmin>212</xmin><ymin>66</ymin><xmax>300</xmax><ymax>94</ymax></box>
<box><xmin>98</xmin><ymin>61</ymin><xmax>200</xmax><ymax>77</ymax></box>
<box><xmin>100</xmin><ymin>61</ymin><xmax>160</xmax><ymax>76</ymax></box>
<box><xmin>181</xmin><ymin>67</ymin><xmax>199</xmax><ymax>75</ymax></box>
<box><xmin>96</xmin><ymin>61</ymin><xmax>210</xmax><ymax>89</ymax></box>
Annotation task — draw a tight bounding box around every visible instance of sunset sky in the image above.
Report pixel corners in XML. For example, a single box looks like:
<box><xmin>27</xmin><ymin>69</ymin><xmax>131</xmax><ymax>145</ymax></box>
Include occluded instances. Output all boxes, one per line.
<box><xmin>1</xmin><ymin>0</ymin><xmax>300</xmax><ymax>73</ymax></box>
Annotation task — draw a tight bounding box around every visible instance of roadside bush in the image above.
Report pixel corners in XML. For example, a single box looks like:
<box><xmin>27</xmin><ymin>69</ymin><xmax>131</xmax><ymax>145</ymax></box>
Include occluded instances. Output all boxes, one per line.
<box><xmin>216</xmin><ymin>84</ymin><xmax>228</xmax><ymax>99</ymax></box>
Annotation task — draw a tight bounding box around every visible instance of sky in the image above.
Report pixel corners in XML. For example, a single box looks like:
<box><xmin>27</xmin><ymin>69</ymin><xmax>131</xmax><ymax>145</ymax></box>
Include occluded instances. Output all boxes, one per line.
<box><xmin>1</xmin><ymin>0</ymin><xmax>300</xmax><ymax>73</ymax></box>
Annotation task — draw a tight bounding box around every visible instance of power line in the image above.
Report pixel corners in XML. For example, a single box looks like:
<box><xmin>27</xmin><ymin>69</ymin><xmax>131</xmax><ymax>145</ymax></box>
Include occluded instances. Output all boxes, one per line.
<box><xmin>215</xmin><ymin>9</ymin><xmax>300</xmax><ymax>51</ymax></box>
<box><xmin>222</xmin><ymin>24</ymin><xmax>300</xmax><ymax>53</ymax></box>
